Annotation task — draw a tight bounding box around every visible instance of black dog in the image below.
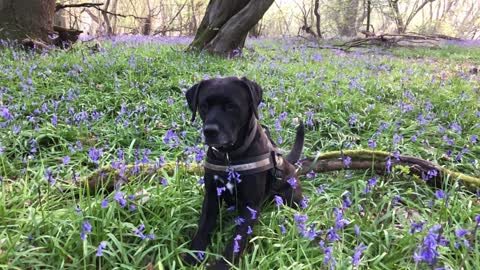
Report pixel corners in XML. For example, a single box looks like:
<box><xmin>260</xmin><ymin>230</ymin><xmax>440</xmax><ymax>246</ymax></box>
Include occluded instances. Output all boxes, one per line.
<box><xmin>183</xmin><ymin>77</ymin><xmax>304</xmax><ymax>269</ymax></box>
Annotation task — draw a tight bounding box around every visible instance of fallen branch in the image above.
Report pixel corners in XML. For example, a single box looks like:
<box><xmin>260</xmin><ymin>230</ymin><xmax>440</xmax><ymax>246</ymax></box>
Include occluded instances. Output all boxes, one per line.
<box><xmin>341</xmin><ymin>33</ymin><xmax>464</xmax><ymax>49</ymax></box>
<box><xmin>56</xmin><ymin>2</ymin><xmax>103</xmax><ymax>12</ymax></box>
<box><xmin>81</xmin><ymin>150</ymin><xmax>480</xmax><ymax>193</ymax></box>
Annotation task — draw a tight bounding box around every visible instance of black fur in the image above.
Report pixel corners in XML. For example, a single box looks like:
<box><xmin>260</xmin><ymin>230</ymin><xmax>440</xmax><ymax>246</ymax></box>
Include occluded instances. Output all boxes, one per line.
<box><xmin>183</xmin><ymin>77</ymin><xmax>304</xmax><ymax>270</ymax></box>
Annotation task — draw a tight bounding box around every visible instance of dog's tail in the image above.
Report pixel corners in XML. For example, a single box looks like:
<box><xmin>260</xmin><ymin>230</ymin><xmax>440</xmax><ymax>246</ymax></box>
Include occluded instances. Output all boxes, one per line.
<box><xmin>286</xmin><ymin>121</ymin><xmax>305</xmax><ymax>164</ymax></box>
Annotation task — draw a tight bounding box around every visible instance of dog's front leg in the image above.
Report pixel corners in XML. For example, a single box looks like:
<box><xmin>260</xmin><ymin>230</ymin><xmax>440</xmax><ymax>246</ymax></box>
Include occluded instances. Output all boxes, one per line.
<box><xmin>183</xmin><ymin>175</ymin><xmax>220</xmax><ymax>265</ymax></box>
<box><xmin>209</xmin><ymin>204</ymin><xmax>261</xmax><ymax>270</ymax></box>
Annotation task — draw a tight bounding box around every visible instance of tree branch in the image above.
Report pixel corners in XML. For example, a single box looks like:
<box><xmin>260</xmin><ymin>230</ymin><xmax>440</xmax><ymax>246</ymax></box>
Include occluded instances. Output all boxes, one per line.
<box><xmin>55</xmin><ymin>3</ymin><xmax>103</xmax><ymax>12</ymax></box>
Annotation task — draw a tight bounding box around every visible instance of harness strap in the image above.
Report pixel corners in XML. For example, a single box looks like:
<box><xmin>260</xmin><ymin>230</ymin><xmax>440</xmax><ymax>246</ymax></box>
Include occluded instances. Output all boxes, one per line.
<box><xmin>204</xmin><ymin>119</ymin><xmax>284</xmax><ymax>176</ymax></box>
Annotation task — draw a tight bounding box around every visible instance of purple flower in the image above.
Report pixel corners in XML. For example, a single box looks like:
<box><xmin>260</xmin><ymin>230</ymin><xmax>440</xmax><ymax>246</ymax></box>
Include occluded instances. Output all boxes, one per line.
<box><xmin>233</xmin><ymin>234</ymin><xmax>242</xmax><ymax>253</ymax></box>
<box><xmin>368</xmin><ymin>139</ymin><xmax>376</xmax><ymax>149</ymax></box>
<box><xmin>317</xmin><ymin>184</ymin><xmax>328</xmax><ymax>194</ymax></box>
<box><xmin>114</xmin><ymin>192</ymin><xmax>126</xmax><ymax>208</ymax></box>
<box><xmin>306</xmin><ymin>223</ymin><xmax>318</xmax><ymax>240</ymax></box>
<box><xmin>352</xmin><ymin>243</ymin><xmax>367</xmax><ymax>266</ymax></box>
<box><xmin>306</xmin><ymin>170</ymin><xmax>317</xmax><ymax>179</ymax></box>
<box><xmin>246</xmin><ymin>206</ymin><xmax>257</xmax><ymax>219</ymax></box>
<box><xmin>450</xmin><ymin>122</ymin><xmax>462</xmax><ymax>133</ymax></box>
<box><xmin>410</xmin><ymin>222</ymin><xmax>425</xmax><ymax>234</ymax></box>
<box><xmin>354</xmin><ymin>225</ymin><xmax>361</xmax><ymax>238</ymax></box>
<box><xmin>471</xmin><ymin>135</ymin><xmax>478</xmax><ymax>145</ymax></box>
<box><xmin>326</xmin><ymin>228</ymin><xmax>341</xmax><ymax>242</ymax></box>
<box><xmin>52</xmin><ymin>114</ymin><xmax>57</xmax><ymax>127</ymax></box>
<box><xmin>392</xmin><ymin>195</ymin><xmax>401</xmax><ymax>205</ymax></box>
<box><xmin>393</xmin><ymin>133</ymin><xmax>402</xmax><ymax>144</ymax></box>
<box><xmin>334</xmin><ymin>208</ymin><xmax>349</xmax><ymax>230</ymax></box>
<box><xmin>349</xmin><ymin>114</ymin><xmax>357</xmax><ymax>126</ymax></box>
<box><xmin>216</xmin><ymin>187</ymin><xmax>225</xmax><ymax>196</ymax></box>
<box><xmin>163</xmin><ymin>129</ymin><xmax>179</xmax><ymax>147</ymax></box>
<box><xmin>294</xmin><ymin>213</ymin><xmax>308</xmax><ymax>235</ymax></box>
<box><xmin>45</xmin><ymin>168</ymin><xmax>55</xmax><ymax>186</ymax></box>
<box><xmin>96</xmin><ymin>241</ymin><xmax>107</xmax><ymax>257</ymax></box>
<box><xmin>160</xmin><ymin>178</ymin><xmax>168</xmax><ymax>186</ymax></box>
<box><xmin>81</xmin><ymin>220</ymin><xmax>92</xmax><ymax>240</ymax></box>
<box><xmin>385</xmin><ymin>157</ymin><xmax>392</xmax><ymax>173</ymax></box>
<box><xmin>342</xmin><ymin>193</ymin><xmax>352</xmax><ymax>208</ymax></box>
<box><xmin>101</xmin><ymin>198</ymin><xmax>108</xmax><ymax>208</ymax></box>
<box><xmin>235</xmin><ymin>217</ymin><xmax>245</xmax><ymax>225</ymax></box>
<box><xmin>434</xmin><ymin>190</ymin><xmax>445</xmax><ymax>199</ymax></box>
<box><xmin>62</xmin><ymin>156</ymin><xmax>70</xmax><ymax>166</ymax></box>
<box><xmin>227</xmin><ymin>167</ymin><xmax>241</xmax><ymax>183</ymax></box>
<box><xmin>88</xmin><ymin>147</ymin><xmax>102</xmax><ymax>163</ymax></box>
<box><xmin>455</xmin><ymin>228</ymin><xmax>468</xmax><ymax>238</ymax></box>
<box><xmin>475</xmin><ymin>214</ymin><xmax>480</xmax><ymax>223</ymax></box>
<box><xmin>287</xmin><ymin>177</ymin><xmax>298</xmax><ymax>189</ymax></box>
<box><xmin>274</xmin><ymin>195</ymin><xmax>283</xmax><ymax>206</ymax></box>
<box><xmin>134</xmin><ymin>224</ymin><xmax>147</xmax><ymax>239</ymax></box>
<box><xmin>247</xmin><ymin>226</ymin><xmax>252</xmax><ymax>235</ymax></box>
<box><xmin>413</xmin><ymin>225</ymin><xmax>443</xmax><ymax>265</ymax></box>
<box><xmin>343</xmin><ymin>156</ymin><xmax>351</xmax><ymax>168</ymax></box>
<box><xmin>323</xmin><ymin>245</ymin><xmax>336</xmax><ymax>268</ymax></box>
<box><xmin>279</xmin><ymin>112</ymin><xmax>288</xmax><ymax>121</ymax></box>
<box><xmin>280</xmin><ymin>224</ymin><xmax>287</xmax><ymax>234</ymax></box>
<box><xmin>301</xmin><ymin>196</ymin><xmax>310</xmax><ymax>209</ymax></box>
<box><xmin>196</xmin><ymin>251</ymin><xmax>204</xmax><ymax>260</ymax></box>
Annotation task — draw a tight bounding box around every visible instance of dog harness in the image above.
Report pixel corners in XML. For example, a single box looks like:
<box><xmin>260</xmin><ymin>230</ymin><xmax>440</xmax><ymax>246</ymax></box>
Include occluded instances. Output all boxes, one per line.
<box><xmin>203</xmin><ymin>122</ymin><xmax>285</xmax><ymax>178</ymax></box>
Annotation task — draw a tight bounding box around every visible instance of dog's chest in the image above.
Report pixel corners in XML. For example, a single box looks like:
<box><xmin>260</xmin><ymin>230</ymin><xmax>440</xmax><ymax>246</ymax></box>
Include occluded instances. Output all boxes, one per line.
<box><xmin>213</xmin><ymin>174</ymin><xmax>238</xmax><ymax>205</ymax></box>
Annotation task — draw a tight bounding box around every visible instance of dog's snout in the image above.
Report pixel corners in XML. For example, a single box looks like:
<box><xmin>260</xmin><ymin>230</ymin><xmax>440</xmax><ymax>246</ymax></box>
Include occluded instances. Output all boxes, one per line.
<box><xmin>203</xmin><ymin>124</ymin><xmax>220</xmax><ymax>138</ymax></box>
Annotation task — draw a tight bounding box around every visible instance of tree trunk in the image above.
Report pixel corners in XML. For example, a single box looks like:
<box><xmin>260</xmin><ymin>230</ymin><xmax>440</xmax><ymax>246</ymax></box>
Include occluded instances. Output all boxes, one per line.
<box><xmin>366</xmin><ymin>0</ymin><xmax>372</xmax><ymax>32</ymax></box>
<box><xmin>101</xmin><ymin>0</ymin><xmax>113</xmax><ymax>36</ymax></box>
<box><xmin>188</xmin><ymin>0</ymin><xmax>274</xmax><ymax>56</ymax></box>
<box><xmin>338</xmin><ymin>0</ymin><xmax>360</xmax><ymax>36</ymax></box>
<box><xmin>388</xmin><ymin>0</ymin><xmax>406</xmax><ymax>33</ymax></box>
<box><xmin>313</xmin><ymin>0</ymin><xmax>322</xmax><ymax>38</ymax></box>
<box><xmin>0</xmin><ymin>0</ymin><xmax>56</xmax><ymax>41</ymax></box>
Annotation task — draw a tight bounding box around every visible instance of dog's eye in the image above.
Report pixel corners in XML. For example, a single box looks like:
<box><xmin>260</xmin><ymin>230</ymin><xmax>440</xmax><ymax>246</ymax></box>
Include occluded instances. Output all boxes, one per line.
<box><xmin>224</xmin><ymin>103</ymin><xmax>236</xmax><ymax>111</ymax></box>
<box><xmin>200</xmin><ymin>104</ymin><xmax>208</xmax><ymax>113</ymax></box>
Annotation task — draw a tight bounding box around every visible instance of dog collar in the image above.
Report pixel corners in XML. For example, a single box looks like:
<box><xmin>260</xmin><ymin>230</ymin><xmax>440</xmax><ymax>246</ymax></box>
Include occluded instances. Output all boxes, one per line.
<box><xmin>204</xmin><ymin>152</ymin><xmax>283</xmax><ymax>175</ymax></box>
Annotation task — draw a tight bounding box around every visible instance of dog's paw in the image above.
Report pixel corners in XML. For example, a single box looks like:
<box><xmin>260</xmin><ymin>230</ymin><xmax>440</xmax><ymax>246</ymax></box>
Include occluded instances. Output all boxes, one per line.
<box><xmin>181</xmin><ymin>253</ymin><xmax>203</xmax><ymax>266</ymax></box>
<box><xmin>206</xmin><ymin>260</ymin><xmax>231</xmax><ymax>270</ymax></box>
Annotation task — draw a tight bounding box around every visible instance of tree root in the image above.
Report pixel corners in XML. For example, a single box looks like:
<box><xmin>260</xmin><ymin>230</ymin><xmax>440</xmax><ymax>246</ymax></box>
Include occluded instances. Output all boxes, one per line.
<box><xmin>82</xmin><ymin>150</ymin><xmax>480</xmax><ymax>193</ymax></box>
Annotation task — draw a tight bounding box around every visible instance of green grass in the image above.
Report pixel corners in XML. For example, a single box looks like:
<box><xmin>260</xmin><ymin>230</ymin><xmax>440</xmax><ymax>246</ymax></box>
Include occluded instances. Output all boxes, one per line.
<box><xmin>0</xmin><ymin>38</ymin><xmax>479</xmax><ymax>269</ymax></box>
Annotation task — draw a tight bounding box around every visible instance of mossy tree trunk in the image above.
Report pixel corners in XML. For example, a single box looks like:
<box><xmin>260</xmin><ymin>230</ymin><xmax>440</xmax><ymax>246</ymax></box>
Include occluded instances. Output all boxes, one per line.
<box><xmin>188</xmin><ymin>0</ymin><xmax>274</xmax><ymax>56</ymax></box>
<box><xmin>0</xmin><ymin>0</ymin><xmax>56</xmax><ymax>41</ymax></box>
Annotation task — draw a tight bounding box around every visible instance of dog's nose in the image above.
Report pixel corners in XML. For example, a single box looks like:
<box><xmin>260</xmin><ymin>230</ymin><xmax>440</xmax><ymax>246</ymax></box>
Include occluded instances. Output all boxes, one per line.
<box><xmin>203</xmin><ymin>124</ymin><xmax>220</xmax><ymax>138</ymax></box>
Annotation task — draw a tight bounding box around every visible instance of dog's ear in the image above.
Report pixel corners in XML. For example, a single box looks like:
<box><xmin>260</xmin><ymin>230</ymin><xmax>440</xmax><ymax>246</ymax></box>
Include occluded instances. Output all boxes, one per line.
<box><xmin>240</xmin><ymin>77</ymin><xmax>263</xmax><ymax>119</ymax></box>
<box><xmin>185</xmin><ymin>81</ymin><xmax>203</xmax><ymax>122</ymax></box>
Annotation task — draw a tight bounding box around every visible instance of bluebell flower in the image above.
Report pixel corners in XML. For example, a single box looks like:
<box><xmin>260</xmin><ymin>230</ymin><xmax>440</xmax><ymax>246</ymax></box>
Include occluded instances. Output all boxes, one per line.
<box><xmin>343</xmin><ymin>156</ymin><xmax>351</xmax><ymax>168</ymax></box>
<box><xmin>235</xmin><ymin>217</ymin><xmax>245</xmax><ymax>225</ymax></box>
<box><xmin>246</xmin><ymin>206</ymin><xmax>257</xmax><ymax>219</ymax></box>
<box><xmin>101</xmin><ymin>199</ymin><xmax>108</xmax><ymax>208</ymax></box>
<box><xmin>352</xmin><ymin>242</ymin><xmax>367</xmax><ymax>266</ymax></box>
<box><xmin>80</xmin><ymin>220</ymin><xmax>92</xmax><ymax>240</ymax></box>
<box><xmin>274</xmin><ymin>195</ymin><xmax>283</xmax><ymax>206</ymax></box>
<box><xmin>233</xmin><ymin>234</ymin><xmax>242</xmax><ymax>253</ymax></box>
<box><xmin>354</xmin><ymin>225</ymin><xmax>361</xmax><ymax>238</ymax></box>
<box><xmin>287</xmin><ymin>177</ymin><xmax>297</xmax><ymax>189</ymax></box>
<box><xmin>368</xmin><ymin>139</ymin><xmax>376</xmax><ymax>149</ymax></box>
<box><xmin>161</xmin><ymin>178</ymin><xmax>168</xmax><ymax>186</ymax></box>
<box><xmin>410</xmin><ymin>222</ymin><xmax>425</xmax><ymax>234</ymax></box>
<box><xmin>114</xmin><ymin>192</ymin><xmax>126</xmax><ymax>208</ymax></box>
<box><xmin>96</xmin><ymin>241</ymin><xmax>107</xmax><ymax>256</ymax></box>
<box><xmin>216</xmin><ymin>187</ymin><xmax>225</xmax><ymax>196</ymax></box>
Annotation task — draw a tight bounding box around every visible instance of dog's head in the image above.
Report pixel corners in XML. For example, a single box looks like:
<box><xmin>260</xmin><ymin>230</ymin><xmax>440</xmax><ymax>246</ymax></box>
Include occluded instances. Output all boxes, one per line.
<box><xmin>186</xmin><ymin>77</ymin><xmax>263</xmax><ymax>148</ymax></box>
